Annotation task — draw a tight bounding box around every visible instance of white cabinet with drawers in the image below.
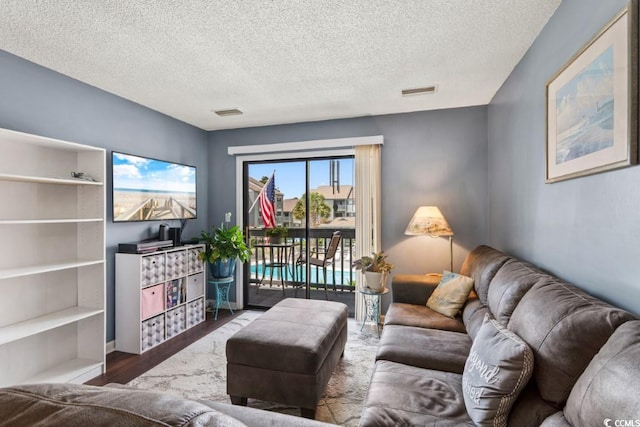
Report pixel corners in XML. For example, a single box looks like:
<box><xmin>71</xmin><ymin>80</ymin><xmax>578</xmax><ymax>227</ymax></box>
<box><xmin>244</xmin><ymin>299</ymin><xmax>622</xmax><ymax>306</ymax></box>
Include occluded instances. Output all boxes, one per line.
<box><xmin>115</xmin><ymin>245</ymin><xmax>205</xmax><ymax>354</ymax></box>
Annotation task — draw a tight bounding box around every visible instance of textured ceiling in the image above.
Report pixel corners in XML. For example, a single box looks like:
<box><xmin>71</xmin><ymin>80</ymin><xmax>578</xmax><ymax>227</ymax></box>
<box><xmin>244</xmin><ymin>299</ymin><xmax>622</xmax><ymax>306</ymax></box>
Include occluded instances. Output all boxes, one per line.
<box><xmin>0</xmin><ymin>1</ymin><xmax>561</xmax><ymax>131</ymax></box>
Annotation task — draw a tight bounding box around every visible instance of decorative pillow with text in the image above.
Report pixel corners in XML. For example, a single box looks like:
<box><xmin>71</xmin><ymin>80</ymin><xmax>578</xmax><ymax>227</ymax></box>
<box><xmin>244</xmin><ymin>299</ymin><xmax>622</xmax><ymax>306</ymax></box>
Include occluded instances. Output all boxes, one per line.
<box><xmin>462</xmin><ymin>314</ymin><xmax>534</xmax><ymax>427</ymax></box>
<box><xmin>426</xmin><ymin>271</ymin><xmax>474</xmax><ymax>317</ymax></box>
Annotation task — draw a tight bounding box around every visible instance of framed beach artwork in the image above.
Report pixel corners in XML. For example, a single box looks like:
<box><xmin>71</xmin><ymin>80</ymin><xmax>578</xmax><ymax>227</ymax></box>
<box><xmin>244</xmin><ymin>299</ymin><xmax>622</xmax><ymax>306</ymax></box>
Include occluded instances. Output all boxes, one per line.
<box><xmin>546</xmin><ymin>1</ymin><xmax>638</xmax><ymax>183</ymax></box>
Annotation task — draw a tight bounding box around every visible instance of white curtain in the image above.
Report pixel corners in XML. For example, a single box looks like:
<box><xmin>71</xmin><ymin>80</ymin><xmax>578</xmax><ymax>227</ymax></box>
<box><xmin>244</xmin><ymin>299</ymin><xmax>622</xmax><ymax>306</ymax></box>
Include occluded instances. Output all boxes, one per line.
<box><xmin>354</xmin><ymin>144</ymin><xmax>382</xmax><ymax>321</ymax></box>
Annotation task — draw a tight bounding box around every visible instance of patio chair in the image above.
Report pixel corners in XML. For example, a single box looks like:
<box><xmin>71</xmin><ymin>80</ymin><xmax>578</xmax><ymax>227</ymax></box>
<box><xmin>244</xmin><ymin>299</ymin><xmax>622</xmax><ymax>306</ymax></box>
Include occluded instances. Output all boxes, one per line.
<box><xmin>296</xmin><ymin>231</ymin><xmax>342</xmax><ymax>299</ymax></box>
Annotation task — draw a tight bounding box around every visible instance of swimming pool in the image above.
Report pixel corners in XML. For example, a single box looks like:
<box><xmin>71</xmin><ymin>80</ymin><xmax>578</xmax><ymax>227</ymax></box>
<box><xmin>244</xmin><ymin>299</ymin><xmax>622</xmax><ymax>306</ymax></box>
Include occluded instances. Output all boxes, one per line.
<box><xmin>249</xmin><ymin>263</ymin><xmax>355</xmax><ymax>286</ymax></box>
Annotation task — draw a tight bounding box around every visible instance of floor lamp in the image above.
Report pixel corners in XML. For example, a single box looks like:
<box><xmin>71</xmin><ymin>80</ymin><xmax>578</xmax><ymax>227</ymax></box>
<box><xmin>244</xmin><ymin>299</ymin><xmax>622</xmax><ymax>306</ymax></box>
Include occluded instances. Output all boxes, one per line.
<box><xmin>404</xmin><ymin>206</ymin><xmax>454</xmax><ymax>272</ymax></box>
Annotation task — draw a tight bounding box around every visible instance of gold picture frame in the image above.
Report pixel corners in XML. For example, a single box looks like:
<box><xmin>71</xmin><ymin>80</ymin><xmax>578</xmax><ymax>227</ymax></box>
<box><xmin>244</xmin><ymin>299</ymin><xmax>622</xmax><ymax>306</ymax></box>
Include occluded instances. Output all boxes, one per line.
<box><xmin>546</xmin><ymin>1</ymin><xmax>638</xmax><ymax>183</ymax></box>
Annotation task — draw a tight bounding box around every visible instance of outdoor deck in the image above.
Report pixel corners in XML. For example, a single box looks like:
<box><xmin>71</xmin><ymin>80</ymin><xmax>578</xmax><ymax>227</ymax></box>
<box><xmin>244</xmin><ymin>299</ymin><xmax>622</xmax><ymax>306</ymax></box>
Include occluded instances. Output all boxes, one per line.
<box><xmin>246</xmin><ymin>227</ymin><xmax>356</xmax><ymax>315</ymax></box>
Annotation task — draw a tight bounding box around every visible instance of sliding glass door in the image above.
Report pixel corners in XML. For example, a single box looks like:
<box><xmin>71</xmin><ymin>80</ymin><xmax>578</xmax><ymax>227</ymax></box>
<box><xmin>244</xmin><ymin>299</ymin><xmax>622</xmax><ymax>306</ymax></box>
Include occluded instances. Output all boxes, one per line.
<box><xmin>243</xmin><ymin>156</ymin><xmax>356</xmax><ymax>315</ymax></box>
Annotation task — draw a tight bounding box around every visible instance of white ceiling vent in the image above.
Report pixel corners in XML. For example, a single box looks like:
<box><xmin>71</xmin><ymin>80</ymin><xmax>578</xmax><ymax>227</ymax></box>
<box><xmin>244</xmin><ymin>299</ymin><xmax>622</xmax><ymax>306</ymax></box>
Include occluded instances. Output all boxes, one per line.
<box><xmin>214</xmin><ymin>108</ymin><xmax>243</xmax><ymax>117</ymax></box>
<box><xmin>401</xmin><ymin>86</ymin><xmax>437</xmax><ymax>96</ymax></box>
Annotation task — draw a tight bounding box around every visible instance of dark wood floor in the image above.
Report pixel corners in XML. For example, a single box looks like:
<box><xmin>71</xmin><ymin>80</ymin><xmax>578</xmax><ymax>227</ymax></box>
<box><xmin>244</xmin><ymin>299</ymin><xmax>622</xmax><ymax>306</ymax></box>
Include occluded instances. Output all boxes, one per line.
<box><xmin>86</xmin><ymin>309</ymin><xmax>244</xmax><ymax>386</ymax></box>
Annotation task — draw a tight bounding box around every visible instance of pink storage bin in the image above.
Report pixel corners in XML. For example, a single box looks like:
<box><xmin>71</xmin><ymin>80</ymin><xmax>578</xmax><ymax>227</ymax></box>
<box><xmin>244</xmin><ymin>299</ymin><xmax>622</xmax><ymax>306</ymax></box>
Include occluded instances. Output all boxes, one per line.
<box><xmin>141</xmin><ymin>283</ymin><xmax>164</xmax><ymax>319</ymax></box>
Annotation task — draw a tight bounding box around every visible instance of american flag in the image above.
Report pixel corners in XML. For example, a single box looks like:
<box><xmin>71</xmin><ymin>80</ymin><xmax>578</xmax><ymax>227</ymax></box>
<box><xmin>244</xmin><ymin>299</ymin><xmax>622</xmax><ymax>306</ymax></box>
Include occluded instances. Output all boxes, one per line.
<box><xmin>259</xmin><ymin>173</ymin><xmax>276</xmax><ymax>228</ymax></box>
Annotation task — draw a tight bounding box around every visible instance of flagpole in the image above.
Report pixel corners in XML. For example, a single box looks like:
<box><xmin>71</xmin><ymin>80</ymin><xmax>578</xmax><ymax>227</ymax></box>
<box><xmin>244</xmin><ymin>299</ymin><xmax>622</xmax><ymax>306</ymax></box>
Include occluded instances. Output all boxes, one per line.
<box><xmin>248</xmin><ymin>170</ymin><xmax>275</xmax><ymax>213</ymax></box>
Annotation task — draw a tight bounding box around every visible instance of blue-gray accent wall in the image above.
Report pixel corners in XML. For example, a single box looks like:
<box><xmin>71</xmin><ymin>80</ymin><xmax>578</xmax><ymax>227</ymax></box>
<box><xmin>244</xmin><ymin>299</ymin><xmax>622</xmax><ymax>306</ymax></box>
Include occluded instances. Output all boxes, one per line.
<box><xmin>0</xmin><ymin>50</ymin><xmax>209</xmax><ymax>341</ymax></box>
<box><xmin>488</xmin><ymin>0</ymin><xmax>640</xmax><ymax>314</ymax></box>
<box><xmin>209</xmin><ymin>107</ymin><xmax>489</xmax><ymax>309</ymax></box>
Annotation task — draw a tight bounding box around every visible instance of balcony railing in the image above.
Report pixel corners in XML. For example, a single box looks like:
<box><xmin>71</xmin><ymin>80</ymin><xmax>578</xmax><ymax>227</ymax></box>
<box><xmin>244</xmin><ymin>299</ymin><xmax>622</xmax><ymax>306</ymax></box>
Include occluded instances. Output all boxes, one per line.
<box><xmin>248</xmin><ymin>228</ymin><xmax>356</xmax><ymax>292</ymax></box>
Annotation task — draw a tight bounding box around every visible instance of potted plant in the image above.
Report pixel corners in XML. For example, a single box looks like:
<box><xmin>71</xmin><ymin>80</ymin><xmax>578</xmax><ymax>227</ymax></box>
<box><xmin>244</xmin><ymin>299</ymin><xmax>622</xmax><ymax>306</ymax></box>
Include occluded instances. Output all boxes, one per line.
<box><xmin>265</xmin><ymin>225</ymin><xmax>288</xmax><ymax>244</ymax></box>
<box><xmin>353</xmin><ymin>251</ymin><xmax>395</xmax><ymax>292</ymax></box>
<box><xmin>199</xmin><ymin>223</ymin><xmax>252</xmax><ymax>278</ymax></box>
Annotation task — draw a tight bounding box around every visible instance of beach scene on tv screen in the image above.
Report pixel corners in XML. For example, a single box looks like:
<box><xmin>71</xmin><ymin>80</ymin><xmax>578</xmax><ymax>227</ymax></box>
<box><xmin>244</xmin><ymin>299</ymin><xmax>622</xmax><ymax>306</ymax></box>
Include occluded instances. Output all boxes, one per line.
<box><xmin>113</xmin><ymin>152</ymin><xmax>196</xmax><ymax>221</ymax></box>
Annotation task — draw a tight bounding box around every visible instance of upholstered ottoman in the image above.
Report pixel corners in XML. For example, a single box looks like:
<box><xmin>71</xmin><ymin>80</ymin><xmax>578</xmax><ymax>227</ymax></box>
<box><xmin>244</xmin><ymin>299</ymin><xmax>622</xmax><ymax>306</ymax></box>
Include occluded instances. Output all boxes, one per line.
<box><xmin>226</xmin><ymin>298</ymin><xmax>348</xmax><ymax>418</ymax></box>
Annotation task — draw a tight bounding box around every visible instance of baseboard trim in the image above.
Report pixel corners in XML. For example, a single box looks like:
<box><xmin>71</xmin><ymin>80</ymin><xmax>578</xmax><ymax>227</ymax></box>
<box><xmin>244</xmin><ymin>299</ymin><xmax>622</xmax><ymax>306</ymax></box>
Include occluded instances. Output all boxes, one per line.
<box><xmin>105</xmin><ymin>340</ymin><xmax>116</xmax><ymax>354</ymax></box>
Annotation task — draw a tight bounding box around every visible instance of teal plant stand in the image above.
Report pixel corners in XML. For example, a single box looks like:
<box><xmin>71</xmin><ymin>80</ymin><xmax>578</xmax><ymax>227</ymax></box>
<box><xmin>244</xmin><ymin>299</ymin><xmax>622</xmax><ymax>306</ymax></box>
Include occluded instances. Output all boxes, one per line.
<box><xmin>359</xmin><ymin>287</ymin><xmax>389</xmax><ymax>337</ymax></box>
<box><xmin>208</xmin><ymin>277</ymin><xmax>234</xmax><ymax>320</ymax></box>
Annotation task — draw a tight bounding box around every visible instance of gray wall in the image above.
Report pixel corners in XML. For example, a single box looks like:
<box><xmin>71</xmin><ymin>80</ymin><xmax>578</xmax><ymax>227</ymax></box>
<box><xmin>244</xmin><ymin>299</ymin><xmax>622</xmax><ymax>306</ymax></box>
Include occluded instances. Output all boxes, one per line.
<box><xmin>0</xmin><ymin>50</ymin><xmax>209</xmax><ymax>341</ymax></box>
<box><xmin>209</xmin><ymin>106</ymin><xmax>489</xmax><ymax>300</ymax></box>
<box><xmin>488</xmin><ymin>0</ymin><xmax>640</xmax><ymax>315</ymax></box>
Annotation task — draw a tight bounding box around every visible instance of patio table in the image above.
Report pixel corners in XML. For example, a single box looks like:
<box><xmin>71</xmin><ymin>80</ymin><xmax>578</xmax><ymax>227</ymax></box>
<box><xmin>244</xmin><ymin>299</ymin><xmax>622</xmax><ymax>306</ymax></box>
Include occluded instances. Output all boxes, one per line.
<box><xmin>253</xmin><ymin>242</ymin><xmax>297</xmax><ymax>295</ymax></box>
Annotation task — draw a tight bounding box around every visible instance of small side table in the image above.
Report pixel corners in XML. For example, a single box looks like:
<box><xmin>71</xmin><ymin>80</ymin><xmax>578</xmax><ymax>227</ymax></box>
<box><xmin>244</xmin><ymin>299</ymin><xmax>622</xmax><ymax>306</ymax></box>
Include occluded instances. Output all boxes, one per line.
<box><xmin>359</xmin><ymin>287</ymin><xmax>389</xmax><ymax>337</ymax></box>
<box><xmin>208</xmin><ymin>277</ymin><xmax>234</xmax><ymax>320</ymax></box>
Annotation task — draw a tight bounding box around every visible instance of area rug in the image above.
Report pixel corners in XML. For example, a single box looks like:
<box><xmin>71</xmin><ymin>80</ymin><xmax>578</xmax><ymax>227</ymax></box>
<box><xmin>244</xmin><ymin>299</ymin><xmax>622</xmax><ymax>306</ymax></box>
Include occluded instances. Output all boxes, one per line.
<box><xmin>127</xmin><ymin>310</ymin><xmax>380</xmax><ymax>426</ymax></box>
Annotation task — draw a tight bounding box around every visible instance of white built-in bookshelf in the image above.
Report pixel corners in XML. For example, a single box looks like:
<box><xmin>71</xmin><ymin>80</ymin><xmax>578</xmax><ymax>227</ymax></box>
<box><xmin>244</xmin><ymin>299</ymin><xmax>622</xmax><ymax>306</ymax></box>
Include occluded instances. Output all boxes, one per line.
<box><xmin>0</xmin><ymin>127</ymin><xmax>106</xmax><ymax>386</ymax></box>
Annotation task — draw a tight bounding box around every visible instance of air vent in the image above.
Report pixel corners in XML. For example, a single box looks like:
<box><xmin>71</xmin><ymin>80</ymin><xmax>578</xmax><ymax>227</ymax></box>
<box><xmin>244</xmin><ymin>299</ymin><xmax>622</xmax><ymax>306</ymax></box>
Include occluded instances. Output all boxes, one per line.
<box><xmin>213</xmin><ymin>108</ymin><xmax>243</xmax><ymax>117</ymax></box>
<box><xmin>401</xmin><ymin>86</ymin><xmax>437</xmax><ymax>96</ymax></box>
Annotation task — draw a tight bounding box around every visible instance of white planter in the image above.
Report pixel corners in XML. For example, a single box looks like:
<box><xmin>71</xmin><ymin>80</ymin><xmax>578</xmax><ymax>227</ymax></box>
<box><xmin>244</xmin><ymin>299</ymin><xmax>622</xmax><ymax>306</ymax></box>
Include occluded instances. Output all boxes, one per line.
<box><xmin>364</xmin><ymin>271</ymin><xmax>389</xmax><ymax>292</ymax></box>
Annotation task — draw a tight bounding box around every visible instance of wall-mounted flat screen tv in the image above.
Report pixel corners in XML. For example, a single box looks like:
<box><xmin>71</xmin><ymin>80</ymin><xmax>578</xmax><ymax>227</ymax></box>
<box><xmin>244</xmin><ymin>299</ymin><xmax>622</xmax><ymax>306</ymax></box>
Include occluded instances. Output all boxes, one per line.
<box><xmin>112</xmin><ymin>152</ymin><xmax>197</xmax><ymax>222</ymax></box>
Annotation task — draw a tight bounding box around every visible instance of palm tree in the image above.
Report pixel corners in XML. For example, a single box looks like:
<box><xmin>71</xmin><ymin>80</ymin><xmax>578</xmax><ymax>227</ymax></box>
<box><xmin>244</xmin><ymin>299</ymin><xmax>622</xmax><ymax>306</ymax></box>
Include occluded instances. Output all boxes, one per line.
<box><xmin>293</xmin><ymin>192</ymin><xmax>331</xmax><ymax>226</ymax></box>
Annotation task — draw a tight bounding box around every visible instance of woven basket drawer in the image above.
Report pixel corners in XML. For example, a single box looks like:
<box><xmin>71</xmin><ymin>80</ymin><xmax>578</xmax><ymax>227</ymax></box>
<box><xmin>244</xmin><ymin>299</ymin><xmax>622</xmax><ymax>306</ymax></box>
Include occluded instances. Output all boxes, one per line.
<box><xmin>141</xmin><ymin>254</ymin><xmax>165</xmax><ymax>287</ymax></box>
<box><xmin>187</xmin><ymin>297</ymin><xmax>205</xmax><ymax>328</ymax></box>
<box><xmin>141</xmin><ymin>313</ymin><xmax>165</xmax><ymax>352</ymax></box>
<box><xmin>166</xmin><ymin>249</ymin><xmax>188</xmax><ymax>280</ymax></box>
<box><xmin>188</xmin><ymin>247</ymin><xmax>204</xmax><ymax>274</ymax></box>
<box><xmin>166</xmin><ymin>305</ymin><xmax>186</xmax><ymax>338</ymax></box>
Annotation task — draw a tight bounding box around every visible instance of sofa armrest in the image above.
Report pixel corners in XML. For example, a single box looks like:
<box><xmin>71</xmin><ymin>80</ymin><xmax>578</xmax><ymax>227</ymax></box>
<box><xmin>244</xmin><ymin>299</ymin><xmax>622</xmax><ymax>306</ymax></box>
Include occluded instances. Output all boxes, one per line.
<box><xmin>390</xmin><ymin>273</ymin><xmax>441</xmax><ymax>305</ymax></box>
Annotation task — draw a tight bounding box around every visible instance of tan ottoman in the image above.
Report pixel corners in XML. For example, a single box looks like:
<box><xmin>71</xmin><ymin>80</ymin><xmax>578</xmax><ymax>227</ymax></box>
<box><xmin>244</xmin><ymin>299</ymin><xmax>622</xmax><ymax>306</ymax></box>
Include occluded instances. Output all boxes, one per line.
<box><xmin>226</xmin><ymin>298</ymin><xmax>348</xmax><ymax>419</ymax></box>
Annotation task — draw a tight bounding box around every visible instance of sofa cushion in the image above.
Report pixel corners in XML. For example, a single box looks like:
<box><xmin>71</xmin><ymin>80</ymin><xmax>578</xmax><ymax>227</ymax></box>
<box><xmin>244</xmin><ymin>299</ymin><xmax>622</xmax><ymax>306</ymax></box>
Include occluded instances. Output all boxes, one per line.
<box><xmin>562</xmin><ymin>320</ymin><xmax>640</xmax><ymax>426</ymax></box>
<box><xmin>0</xmin><ymin>383</ymin><xmax>246</xmax><ymax>426</ymax></box>
<box><xmin>384</xmin><ymin>302</ymin><xmax>466</xmax><ymax>333</ymax></box>
<box><xmin>426</xmin><ymin>271</ymin><xmax>474</xmax><ymax>318</ymax></box>
<box><xmin>508</xmin><ymin>382</ymin><xmax>559</xmax><ymax>427</ymax></box>
<box><xmin>376</xmin><ymin>324</ymin><xmax>471</xmax><ymax>373</ymax></box>
<box><xmin>462</xmin><ymin>314</ymin><xmax>533</xmax><ymax>427</ymax></box>
<box><xmin>460</xmin><ymin>245</ymin><xmax>510</xmax><ymax>305</ymax></box>
<box><xmin>461</xmin><ymin>296</ymin><xmax>488</xmax><ymax>340</ymax></box>
<box><xmin>359</xmin><ymin>360</ymin><xmax>474</xmax><ymax>427</ymax></box>
<box><xmin>540</xmin><ymin>412</ymin><xmax>571</xmax><ymax>426</ymax></box>
<box><xmin>508</xmin><ymin>278</ymin><xmax>636</xmax><ymax>405</ymax></box>
<box><xmin>487</xmin><ymin>259</ymin><xmax>546</xmax><ymax>325</ymax></box>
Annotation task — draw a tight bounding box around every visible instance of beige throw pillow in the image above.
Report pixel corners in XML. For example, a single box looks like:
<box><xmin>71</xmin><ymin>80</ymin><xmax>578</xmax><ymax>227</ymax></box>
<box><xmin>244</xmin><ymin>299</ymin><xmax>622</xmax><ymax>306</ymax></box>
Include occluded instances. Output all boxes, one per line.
<box><xmin>426</xmin><ymin>271</ymin><xmax>474</xmax><ymax>317</ymax></box>
<box><xmin>462</xmin><ymin>314</ymin><xmax>534</xmax><ymax>427</ymax></box>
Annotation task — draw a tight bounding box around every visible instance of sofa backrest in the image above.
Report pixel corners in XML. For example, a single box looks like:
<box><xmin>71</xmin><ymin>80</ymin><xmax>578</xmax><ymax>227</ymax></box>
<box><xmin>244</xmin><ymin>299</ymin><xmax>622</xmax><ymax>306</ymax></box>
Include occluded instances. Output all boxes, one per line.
<box><xmin>544</xmin><ymin>320</ymin><xmax>640</xmax><ymax>426</ymax></box>
<box><xmin>508</xmin><ymin>277</ymin><xmax>636</xmax><ymax>406</ymax></box>
<box><xmin>486</xmin><ymin>258</ymin><xmax>546</xmax><ymax>325</ymax></box>
<box><xmin>460</xmin><ymin>245</ymin><xmax>510</xmax><ymax>306</ymax></box>
<box><xmin>0</xmin><ymin>383</ymin><xmax>247</xmax><ymax>426</ymax></box>
<box><xmin>461</xmin><ymin>296</ymin><xmax>487</xmax><ymax>340</ymax></box>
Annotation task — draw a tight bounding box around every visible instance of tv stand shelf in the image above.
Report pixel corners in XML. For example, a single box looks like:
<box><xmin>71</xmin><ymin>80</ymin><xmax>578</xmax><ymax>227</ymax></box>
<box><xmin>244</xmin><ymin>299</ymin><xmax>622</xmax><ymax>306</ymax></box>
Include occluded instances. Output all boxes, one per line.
<box><xmin>0</xmin><ymin>127</ymin><xmax>106</xmax><ymax>387</ymax></box>
<box><xmin>116</xmin><ymin>245</ymin><xmax>206</xmax><ymax>354</ymax></box>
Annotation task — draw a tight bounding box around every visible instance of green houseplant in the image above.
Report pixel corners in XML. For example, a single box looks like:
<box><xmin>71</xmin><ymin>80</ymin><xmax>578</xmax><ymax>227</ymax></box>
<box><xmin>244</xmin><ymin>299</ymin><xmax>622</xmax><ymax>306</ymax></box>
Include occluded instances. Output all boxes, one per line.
<box><xmin>199</xmin><ymin>224</ymin><xmax>252</xmax><ymax>278</ymax></box>
<box><xmin>265</xmin><ymin>225</ymin><xmax>288</xmax><ymax>243</ymax></box>
<box><xmin>353</xmin><ymin>251</ymin><xmax>395</xmax><ymax>292</ymax></box>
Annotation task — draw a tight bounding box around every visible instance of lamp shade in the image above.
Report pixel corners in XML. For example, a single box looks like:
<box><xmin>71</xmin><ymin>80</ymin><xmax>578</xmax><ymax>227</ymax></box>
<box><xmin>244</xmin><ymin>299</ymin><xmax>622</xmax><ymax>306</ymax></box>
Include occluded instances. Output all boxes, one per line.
<box><xmin>404</xmin><ymin>206</ymin><xmax>453</xmax><ymax>236</ymax></box>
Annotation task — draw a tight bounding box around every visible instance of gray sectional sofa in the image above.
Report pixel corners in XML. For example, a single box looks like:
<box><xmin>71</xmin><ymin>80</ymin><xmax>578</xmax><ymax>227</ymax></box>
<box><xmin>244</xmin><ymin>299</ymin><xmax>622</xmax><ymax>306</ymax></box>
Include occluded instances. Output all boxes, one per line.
<box><xmin>359</xmin><ymin>245</ymin><xmax>640</xmax><ymax>426</ymax></box>
<box><xmin>1</xmin><ymin>245</ymin><xmax>637</xmax><ymax>426</ymax></box>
